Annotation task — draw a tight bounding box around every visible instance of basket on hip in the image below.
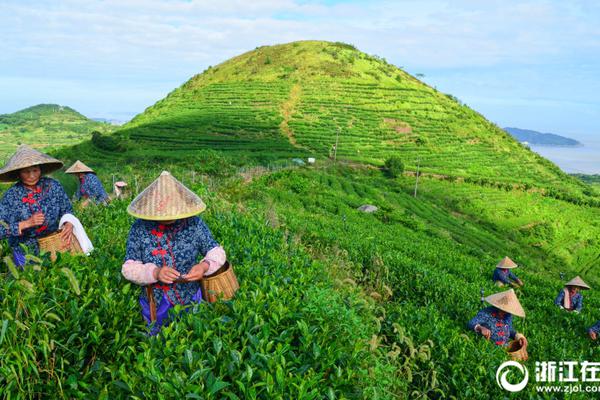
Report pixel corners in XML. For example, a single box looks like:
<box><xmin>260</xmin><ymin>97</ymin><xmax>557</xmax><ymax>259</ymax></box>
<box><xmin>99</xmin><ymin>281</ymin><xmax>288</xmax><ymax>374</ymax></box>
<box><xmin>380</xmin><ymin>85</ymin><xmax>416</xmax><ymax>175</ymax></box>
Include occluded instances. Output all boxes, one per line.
<box><xmin>201</xmin><ymin>261</ymin><xmax>239</xmax><ymax>303</ymax></box>
<box><xmin>38</xmin><ymin>229</ymin><xmax>83</xmax><ymax>262</ymax></box>
<box><xmin>507</xmin><ymin>340</ymin><xmax>528</xmax><ymax>361</ymax></box>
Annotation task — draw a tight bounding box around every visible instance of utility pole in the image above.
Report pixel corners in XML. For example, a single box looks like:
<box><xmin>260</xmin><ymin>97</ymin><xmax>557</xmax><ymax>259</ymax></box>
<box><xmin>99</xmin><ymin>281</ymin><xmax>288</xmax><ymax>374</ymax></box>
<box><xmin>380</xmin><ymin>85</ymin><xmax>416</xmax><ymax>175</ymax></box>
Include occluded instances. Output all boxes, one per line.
<box><xmin>414</xmin><ymin>159</ymin><xmax>420</xmax><ymax>198</ymax></box>
<box><xmin>334</xmin><ymin>126</ymin><xmax>340</xmax><ymax>163</ymax></box>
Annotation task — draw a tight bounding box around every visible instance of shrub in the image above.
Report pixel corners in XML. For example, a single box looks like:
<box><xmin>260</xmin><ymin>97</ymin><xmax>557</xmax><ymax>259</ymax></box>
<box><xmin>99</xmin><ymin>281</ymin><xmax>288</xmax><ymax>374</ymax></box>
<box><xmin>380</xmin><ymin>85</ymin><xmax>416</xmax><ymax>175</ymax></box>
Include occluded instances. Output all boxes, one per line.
<box><xmin>384</xmin><ymin>156</ymin><xmax>404</xmax><ymax>178</ymax></box>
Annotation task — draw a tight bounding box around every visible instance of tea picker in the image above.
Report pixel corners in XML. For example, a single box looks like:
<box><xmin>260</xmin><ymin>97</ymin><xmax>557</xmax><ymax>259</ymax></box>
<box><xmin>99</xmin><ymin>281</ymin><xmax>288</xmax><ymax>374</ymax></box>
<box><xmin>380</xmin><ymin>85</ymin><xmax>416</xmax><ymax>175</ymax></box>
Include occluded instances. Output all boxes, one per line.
<box><xmin>554</xmin><ymin>276</ymin><xmax>590</xmax><ymax>313</ymax></box>
<box><xmin>121</xmin><ymin>171</ymin><xmax>238</xmax><ymax>335</ymax></box>
<box><xmin>0</xmin><ymin>145</ymin><xmax>93</xmax><ymax>265</ymax></box>
<box><xmin>492</xmin><ymin>256</ymin><xmax>524</xmax><ymax>288</ymax></box>
<box><xmin>65</xmin><ymin>160</ymin><xmax>109</xmax><ymax>206</ymax></box>
<box><xmin>467</xmin><ymin>289</ymin><xmax>529</xmax><ymax>361</ymax></box>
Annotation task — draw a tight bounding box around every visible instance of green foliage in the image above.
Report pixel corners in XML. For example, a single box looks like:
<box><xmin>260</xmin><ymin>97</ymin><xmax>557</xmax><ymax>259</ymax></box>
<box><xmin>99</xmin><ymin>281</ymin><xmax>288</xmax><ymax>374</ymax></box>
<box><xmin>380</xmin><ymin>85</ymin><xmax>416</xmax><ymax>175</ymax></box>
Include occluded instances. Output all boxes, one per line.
<box><xmin>0</xmin><ymin>104</ymin><xmax>114</xmax><ymax>160</ymax></box>
<box><xmin>384</xmin><ymin>156</ymin><xmax>404</xmax><ymax>178</ymax></box>
<box><xmin>91</xmin><ymin>131</ymin><xmax>124</xmax><ymax>152</ymax></box>
<box><xmin>238</xmin><ymin>165</ymin><xmax>600</xmax><ymax>398</ymax></box>
<box><xmin>0</xmin><ymin>194</ymin><xmax>397</xmax><ymax>398</ymax></box>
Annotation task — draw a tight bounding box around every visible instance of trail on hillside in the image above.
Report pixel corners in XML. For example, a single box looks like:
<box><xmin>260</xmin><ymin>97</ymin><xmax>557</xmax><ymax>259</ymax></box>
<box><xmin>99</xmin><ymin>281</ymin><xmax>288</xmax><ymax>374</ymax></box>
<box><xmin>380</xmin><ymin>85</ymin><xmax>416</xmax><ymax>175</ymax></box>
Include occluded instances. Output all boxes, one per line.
<box><xmin>279</xmin><ymin>83</ymin><xmax>304</xmax><ymax>148</ymax></box>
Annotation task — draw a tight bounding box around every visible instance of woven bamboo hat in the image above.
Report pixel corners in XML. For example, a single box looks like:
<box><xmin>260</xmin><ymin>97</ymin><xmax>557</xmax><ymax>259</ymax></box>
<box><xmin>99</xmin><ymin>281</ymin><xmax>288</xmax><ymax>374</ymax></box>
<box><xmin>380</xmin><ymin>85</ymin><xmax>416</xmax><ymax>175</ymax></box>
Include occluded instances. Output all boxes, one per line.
<box><xmin>496</xmin><ymin>256</ymin><xmax>518</xmax><ymax>269</ymax></box>
<box><xmin>127</xmin><ymin>171</ymin><xmax>206</xmax><ymax>220</ymax></box>
<box><xmin>0</xmin><ymin>144</ymin><xmax>63</xmax><ymax>182</ymax></box>
<box><xmin>485</xmin><ymin>289</ymin><xmax>526</xmax><ymax>318</ymax></box>
<box><xmin>65</xmin><ymin>160</ymin><xmax>94</xmax><ymax>174</ymax></box>
<box><xmin>565</xmin><ymin>276</ymin><xmax>591</xmax><ymax>290</ymax></box>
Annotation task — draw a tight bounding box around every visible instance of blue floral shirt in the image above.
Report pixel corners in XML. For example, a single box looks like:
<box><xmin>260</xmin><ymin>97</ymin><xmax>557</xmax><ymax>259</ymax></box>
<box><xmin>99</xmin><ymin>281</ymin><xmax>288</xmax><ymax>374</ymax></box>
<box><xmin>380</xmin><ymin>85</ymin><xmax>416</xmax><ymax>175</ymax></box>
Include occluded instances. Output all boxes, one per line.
<box><xmin>554</xmin><ymin>289</ymin><xmax>583</xmax><ymax>312</ymax></box>
<box><xmin>467</xmin><ymin>306</ymin><xmax>517</xmax><ymax>346</ymax></box>
<box><xmin>589</xmin><ymin>321</ymin><xmax>600</xmax><ymax>334</ymax></box>
<box><xmin>124</xmin><ymin>216</ymin><xmax>219</xmax><ymax>305</ymax></box>
<box><xmin>492</xmin><ymin>268</ymin><xmax>519</xmax><ymax>284</ymax></box>
<box><xmin>74</xmin><ymin>172</ymin><xmax>108</xmax><ymax>204</ymax></box>
<box><xmin>0</xmin><ymin>177</ymin><xmax>73</xmax><ymax>254</ymax></box>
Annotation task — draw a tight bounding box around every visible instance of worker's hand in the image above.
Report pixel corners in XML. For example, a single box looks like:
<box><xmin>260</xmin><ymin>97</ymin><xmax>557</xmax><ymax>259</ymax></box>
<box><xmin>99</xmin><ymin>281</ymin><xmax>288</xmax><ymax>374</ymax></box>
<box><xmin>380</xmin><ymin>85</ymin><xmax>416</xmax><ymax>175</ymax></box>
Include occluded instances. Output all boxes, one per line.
<box><xmin>60</xmin><ymin>222</ymin><xmax>74</xmax><ymax>247</ymax></box>
<box><xmin>19</xmin><ymin>212</ymin><xmax>45</xmax><ymax>232</ymax></box>
<box><xmin>182</xmin><ymin>261</ymin><xmax>209</xmax><ymax>282</ymax></box>
<box><xmin>590</xmin><ymin>331</ymin><xmax>597</xmax><ymax>341</ymax></box>
<box><xmin>157</xmin><ymin>267</ymin><xmax>180</xmax><ymax>284</ymax></box>
<box><xmin>476</xmin><ymin>325</ymin><xmax>492</xmax><ymax>339</ymax></box>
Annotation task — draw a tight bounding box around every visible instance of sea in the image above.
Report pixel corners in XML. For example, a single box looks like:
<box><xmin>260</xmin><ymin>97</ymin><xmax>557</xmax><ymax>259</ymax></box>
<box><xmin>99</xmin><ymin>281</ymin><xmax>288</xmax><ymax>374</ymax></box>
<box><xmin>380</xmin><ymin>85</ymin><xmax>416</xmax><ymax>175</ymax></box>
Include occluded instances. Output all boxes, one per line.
<box><xmin>528</xmin><ymin>136</ymin><xmax>600</xmax><ymax>175</ymax></box>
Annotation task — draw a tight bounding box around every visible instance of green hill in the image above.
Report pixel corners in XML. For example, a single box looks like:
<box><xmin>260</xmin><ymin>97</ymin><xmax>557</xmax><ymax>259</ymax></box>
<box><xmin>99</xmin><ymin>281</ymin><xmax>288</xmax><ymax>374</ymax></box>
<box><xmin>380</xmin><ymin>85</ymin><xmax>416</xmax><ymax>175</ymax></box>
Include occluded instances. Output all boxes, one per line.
<box><xmin>0</xmin><ymin>104</ymin><xmax>113</xmax><ymax>161</ymax></box>
<box><xmin>81</xmin><ymin>40</ymin><xmax>589</xmax><ymax>198</ymax></box>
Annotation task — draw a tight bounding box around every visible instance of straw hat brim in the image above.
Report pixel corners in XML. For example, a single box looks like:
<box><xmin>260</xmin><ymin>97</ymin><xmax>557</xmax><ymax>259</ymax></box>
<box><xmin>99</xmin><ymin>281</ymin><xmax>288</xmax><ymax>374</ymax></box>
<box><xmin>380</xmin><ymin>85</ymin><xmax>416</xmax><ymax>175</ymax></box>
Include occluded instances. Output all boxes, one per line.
<box><xmin>485</xmin><ymin>289</ymin><xmax>526</xmax><ymax>318</ymax></box>
<box><xmin>65</xmin><ymin>160</ymin><xmax>95</xmax><ymax>174</ymax></box>
<box><xmin>127</xmin><ymin>204</ymin><xmax>207</xmax><ymax>221</ymax></box>
<box><xmin>565</xmin><ymin>277</ymin><xmax>591</xmax><ymax>290</ymax></box>
<box><xmin>496</xmin><ymin>257</ymin><xmax>518</xmax><ymax>269</ymax></box>
<box><xmin>0</xmin><ymin>161</ymin><xmax>63</xmax><ymax>182</ymax></box>
<box><xmin>126</xmin><ymin>171</ymin><xmax>207</xmax><ymax>220</ymax></box>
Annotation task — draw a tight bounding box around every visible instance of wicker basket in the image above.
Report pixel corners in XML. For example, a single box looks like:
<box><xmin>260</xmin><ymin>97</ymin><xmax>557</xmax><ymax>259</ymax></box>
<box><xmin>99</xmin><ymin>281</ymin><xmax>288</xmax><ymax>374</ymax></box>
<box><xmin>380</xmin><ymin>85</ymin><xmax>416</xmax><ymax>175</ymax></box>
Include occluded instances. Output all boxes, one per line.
<box><xmin>200</xmin><ymin>261</ymin><xmax>239</xmax><ymax>303</ymax></box>
<box><xmin>38</xmin><ymin>230</ymin><xmax>83</xmax><ymax>262</ymax></box>
<box><xmin>507</xmin><ymin>340</ymin><xmax>528</xmax><ymax>361</ymax></box>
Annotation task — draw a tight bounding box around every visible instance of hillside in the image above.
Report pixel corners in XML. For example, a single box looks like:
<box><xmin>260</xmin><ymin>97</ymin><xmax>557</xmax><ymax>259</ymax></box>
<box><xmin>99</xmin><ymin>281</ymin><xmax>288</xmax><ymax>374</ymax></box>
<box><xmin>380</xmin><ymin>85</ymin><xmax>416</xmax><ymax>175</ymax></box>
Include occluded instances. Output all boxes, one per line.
<box><xmin>0</xmin><ymin>104</ymin><xmax>113</xmax><ymax>161</ymax></box>
<box><xmin>76</xmin><ymin>40</ymin><xmax>592</xmax><ymax>198</ymax></box>
<box><xmin>2</xmin><ymin>159</ymin><xmax>599</xmax><ymax>398</ymax></box>
<box><xmin>504</xmin><ymin>127</ymin><xmax>581</xmax><ymax>146</ymax></box>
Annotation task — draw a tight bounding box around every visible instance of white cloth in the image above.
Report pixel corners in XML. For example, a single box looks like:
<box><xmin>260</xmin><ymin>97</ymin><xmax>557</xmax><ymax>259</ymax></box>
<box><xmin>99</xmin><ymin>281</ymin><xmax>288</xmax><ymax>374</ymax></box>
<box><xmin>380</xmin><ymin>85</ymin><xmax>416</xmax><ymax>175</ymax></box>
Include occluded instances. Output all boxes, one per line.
<box><xmin>59</xmin><ymin>213</ymin><xmax>94</xmax><ymax>255</ymax></box>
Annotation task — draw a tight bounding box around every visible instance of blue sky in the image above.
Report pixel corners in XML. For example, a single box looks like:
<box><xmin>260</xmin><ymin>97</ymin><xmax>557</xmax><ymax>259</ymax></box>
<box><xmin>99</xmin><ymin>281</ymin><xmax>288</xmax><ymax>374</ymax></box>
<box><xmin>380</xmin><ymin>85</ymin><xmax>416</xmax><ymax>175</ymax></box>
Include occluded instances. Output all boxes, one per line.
<box><xmin>1</xmin><ymin>0</ymin><xmax>599</xmax><ymax>141</ymax></box>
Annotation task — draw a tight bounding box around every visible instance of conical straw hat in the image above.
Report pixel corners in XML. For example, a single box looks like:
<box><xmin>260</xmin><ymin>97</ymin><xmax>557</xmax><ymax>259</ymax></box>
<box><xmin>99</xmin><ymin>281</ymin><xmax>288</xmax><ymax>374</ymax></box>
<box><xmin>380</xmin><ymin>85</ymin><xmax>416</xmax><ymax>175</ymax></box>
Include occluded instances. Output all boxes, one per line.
<box><xmin>485</xmin><ymin>289</ymin><xmax>525</xmax><ymax>318</ymax></box>
<box><xmin>565</xmin><ymin>276</ymin><xmax>591</xmax><ymax>290</ymax></box>
<box><xmin>0</xmin><ymin>144</ymin><xmax>63</xmax><ymax>182</ymax></box>
<box><xmin>65</xmin><ymin>160</ymin><xmax>94</xmax><ymax>174</ymax></box>
<box><xmin>496</xmin><ymin>256</ymin><xmax>518</xmax><ymax>269</ymax></box>
<box><xmin>127</xmin><ymin>171</ymin><xmax>206</xmax><ymax>220</ymax></box>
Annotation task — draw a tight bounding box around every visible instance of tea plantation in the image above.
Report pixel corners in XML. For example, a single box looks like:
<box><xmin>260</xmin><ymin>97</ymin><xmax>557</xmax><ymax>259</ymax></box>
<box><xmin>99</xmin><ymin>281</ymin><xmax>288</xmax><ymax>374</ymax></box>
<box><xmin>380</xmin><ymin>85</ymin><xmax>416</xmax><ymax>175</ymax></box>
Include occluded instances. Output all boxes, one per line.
<box><xmin>1</xmin><ymin>40</ymin><xmax>599</xmax><ymax>398</ymax></box>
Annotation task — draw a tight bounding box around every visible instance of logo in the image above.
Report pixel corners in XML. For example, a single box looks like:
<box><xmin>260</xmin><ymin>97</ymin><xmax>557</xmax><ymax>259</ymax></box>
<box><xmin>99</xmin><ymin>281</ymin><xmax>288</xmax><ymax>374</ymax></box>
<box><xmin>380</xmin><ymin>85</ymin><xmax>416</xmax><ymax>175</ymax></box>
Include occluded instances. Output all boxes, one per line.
<box><xmin>496</xmin><ymin>361</ymin><xmax>529</xmax><ymax>392</ymax></box>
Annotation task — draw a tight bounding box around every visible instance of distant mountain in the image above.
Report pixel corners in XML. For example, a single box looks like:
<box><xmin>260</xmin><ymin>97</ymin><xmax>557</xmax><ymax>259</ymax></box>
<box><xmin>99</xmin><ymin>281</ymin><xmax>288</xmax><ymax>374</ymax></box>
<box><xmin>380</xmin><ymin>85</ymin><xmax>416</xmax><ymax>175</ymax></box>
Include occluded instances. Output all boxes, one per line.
<box><xmin>92</xmin><ymin>118</ymin><xmax>127</xmax><ymax>126</ymax></box>
<box><xmin>504</xmin><ymin>127</ymin><xmax>582</xmax><ymax>146</ymax></box>
<box><xmin>0</xmin><ymin>104</ymin><xmax>114</xmax><ymax>160</ymax></box>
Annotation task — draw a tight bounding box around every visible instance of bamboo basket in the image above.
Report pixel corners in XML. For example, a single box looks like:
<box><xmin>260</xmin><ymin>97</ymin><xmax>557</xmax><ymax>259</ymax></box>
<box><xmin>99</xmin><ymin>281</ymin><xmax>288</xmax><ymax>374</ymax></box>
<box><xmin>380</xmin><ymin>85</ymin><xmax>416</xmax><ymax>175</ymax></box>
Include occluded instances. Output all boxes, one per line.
<box><xmin>200</xmin><ymin>261</ymin><xmax>239</xmax><ymax>303</ymax></box>
<box><xmin>38</xmin><ymin>230</ymin><xmax>83</xmax><ymax>262</ymax></box>
<box><xmin>507</xmin><ymin>340</ymin><xmax>528</xmax><ymax>361</ymax></box>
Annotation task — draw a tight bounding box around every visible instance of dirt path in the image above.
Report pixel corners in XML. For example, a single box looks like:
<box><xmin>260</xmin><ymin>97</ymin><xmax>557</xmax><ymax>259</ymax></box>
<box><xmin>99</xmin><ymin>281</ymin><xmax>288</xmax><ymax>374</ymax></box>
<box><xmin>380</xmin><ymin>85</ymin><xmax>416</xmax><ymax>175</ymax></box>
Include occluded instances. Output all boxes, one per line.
<box><xmin>280</xmin><ymin>83</ymin><xmax>302</xmax><ymax>147</ymax></box>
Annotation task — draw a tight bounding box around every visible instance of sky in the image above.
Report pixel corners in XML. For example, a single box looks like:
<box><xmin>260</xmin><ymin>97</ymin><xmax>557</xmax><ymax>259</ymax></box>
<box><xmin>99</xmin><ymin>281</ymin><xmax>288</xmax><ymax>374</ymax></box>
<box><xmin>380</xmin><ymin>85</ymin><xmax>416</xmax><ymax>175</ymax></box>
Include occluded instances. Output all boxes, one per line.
<box><xmin>1</xmin><ymin>0</ymin><xmax>599</xmax><ymax>142</ymax></box>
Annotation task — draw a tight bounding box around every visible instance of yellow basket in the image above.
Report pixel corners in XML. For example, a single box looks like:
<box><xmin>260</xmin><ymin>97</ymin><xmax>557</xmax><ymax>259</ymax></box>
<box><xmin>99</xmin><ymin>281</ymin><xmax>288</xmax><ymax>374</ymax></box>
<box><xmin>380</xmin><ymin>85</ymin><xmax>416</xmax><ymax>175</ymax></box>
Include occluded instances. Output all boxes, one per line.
<box><xmin>507</xmin><ymin>340</ymin><xmax>528</xmax><ymax>362</ymax></box>
<box><xmin>200</xmin><ymin>261</ymin><xmax>239</xmax><ymax>303</ymax></box>
<box><xmin>38</xmin><ymin>230</ymin><xmax>83</xmax><ymax>262</ymax></box>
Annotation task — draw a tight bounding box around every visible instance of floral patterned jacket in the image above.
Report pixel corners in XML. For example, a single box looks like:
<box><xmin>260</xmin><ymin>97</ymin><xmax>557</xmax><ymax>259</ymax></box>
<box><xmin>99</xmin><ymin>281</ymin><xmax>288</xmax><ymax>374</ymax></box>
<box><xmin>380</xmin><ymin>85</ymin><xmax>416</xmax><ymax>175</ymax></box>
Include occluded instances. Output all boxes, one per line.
<box><xmin>467</xmin><ymin>306</ymin><xmax>517</xmax><ymax>346</ymax></box>
<box><xmin>0</xmin><ymin>177</ymin><xmax>73</xmax><ymax>254</ymax></box>
<box><xmin>74</xmin><ymin>172</ymin><xmax>109</xmax><ymax>204</ymax></box>
<box><xmin>492</xmin><ymin>268</ymin><xmax>519</xmax><ymax>285</ymax></box>
<box><xmin>123</xmin><ymin>216</ymin><xmax>222</xmax><ymax>305</ymax></box>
